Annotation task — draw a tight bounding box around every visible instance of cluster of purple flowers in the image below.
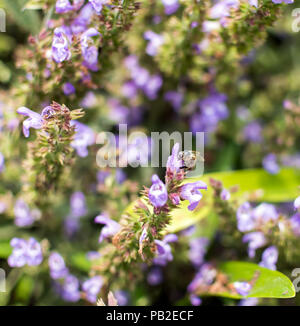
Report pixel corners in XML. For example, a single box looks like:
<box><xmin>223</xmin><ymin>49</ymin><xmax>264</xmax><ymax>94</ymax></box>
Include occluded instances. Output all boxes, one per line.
<box><xmin>144</xmin><ymin>31</ymin><xmax>164</xmax><ymax>57</ymax></box>
<box><xmin>237</xmin><ymin>202</ymin><xmax>279</xmax><ymax>258</ymax></box>
<box><xmin>49</xmin><ymin>251</ymin><xmax>103</xmax><ymax>303</ymax></box>
<box><xmin>14</xmin><ymin>199</ymin><xmax>38</xmax><ymax>227</ymax></box>
<box><xmin>161</xmin><ymin>0</ymin><xmax>180</xmax><ymax>15</ymax></box>
<box><xmin>124</xmin><ymin>55</ymin><xmax>163</xmax><ymax>100</ymax></box>
<box><xmin>148</xmin><ymin>143</ymin><xmax>207</xmax><ymax>212</ymax></box>
<box><xmin>190</xmin><ymin>91</ymin><xmax>229</xmax><ymax>135</ymax></box>
<box><xmin>8</xmin><ymin>238</ymin><xmax>43</xmax><ymax>267</ymax></box>
<box><xmin>52</xmin><ymin>1</ymin><xmax>103</xmax><ymax>71</ymax></box>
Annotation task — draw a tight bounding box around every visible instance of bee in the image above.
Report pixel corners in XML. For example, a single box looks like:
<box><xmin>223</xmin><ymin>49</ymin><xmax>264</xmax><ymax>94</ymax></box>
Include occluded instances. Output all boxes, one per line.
<box><xmin>178</xmin><ymin>150</ymin><xmax>204</xmax><ymax>171</ymax></box>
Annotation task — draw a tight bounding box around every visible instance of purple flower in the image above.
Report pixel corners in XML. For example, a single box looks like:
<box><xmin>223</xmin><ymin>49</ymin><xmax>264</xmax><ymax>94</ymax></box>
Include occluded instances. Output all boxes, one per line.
<box><xmin>165</xmin><ymin>91</ymin><xmax>183</xmax><ymax>111</ymax></box>
<box><xmin>81</xmin><ymin>91</ymin><xmax>97</xmax><ymax>108</ymax></box>
<box><xmin>149</xmin><ymin>174</ymin><xmax>168</xmax><ymax>208</ymax></box>
<box><xmin>60</xmin><ymin>275</ymin><xmax>80</xmax><ymax>302</ymax></box>
<box><xmin>144</xmin><ymin>31</ymin><xmax>164</xmax><ymax>56</ymax></box>
<box><xmin>166</xmin><ymin>143</ymin><xmax>182</xmax><ymax>174</ymax></box>
<box><xmin>69</xmin><ymin>192</ymin><xmax>87</xmax><ymax>218</ymax></box>
<box><xmin>210</xmin><ymin>0</ymin><xmax>239</xmax><ymax>19</ymax></box>
<box><xmin>88</xmin><ymin>0</ymin><xmax>108</xmax><ymax>13</ymax></box>
<box><xmin>63</xmin><ymin>82</ymin><xmax>76</xmax><ymax>96</ymax></box>
<box><xmin>81</xmin><ymin>28</ymin><xmax>100</xmax><ymax>71</ymax></box>
<box><xmin>190</xmin><ymin>92</ymin><xmax>228</xmax><ymax>133</ymax></box>
<box><xmin>108</xmin><ymin>99</ymin><xmax>129</xmax><ymax>124</ymax></box>
<box><xmin>82</xmin><ymin>276</ymin><xmax>103</xmax><ymax>303</ymax></box>
<box><xmin>153</xmin><ymin>234</ymin><xmax>178</xmax><ymax>266</ymax></box>
<box><xmin>71</xmin><ymin>121</ymin><xmax>95</xmax><ymax>157</ymax></box>
<box><xmin>17</xmin><ymin>107</ymin><xmax>43</xmax><ymax>138</ymax></box>
<box><xmin>290</xmin><ymin>213</ymin><xmax>300</xmax><ymax>236</ymax></box>
<box><xmin>49</xmin><ymin>252</ymin><xmax>69</xmax><ymax>279</ymax></box>
<box><xmin>122</xmin><ymin>81</ymin><xmax>138</xmax><ymax>98</ymax></box>
<box><xmin>52</xmin><ymin>28</ymin><xmax>71</xmax><ymax>63</ymax></box>
<box><xmin>252</xmin><ymin>203</ymin><xmax>279</xmax><ymax>223</ymax></box>
<box><xmin>14</xmin><ymin>199</ymin><xmax>35</xmax><ymax>227</ymax></box>
<box><xmin>294</xmin><ymin>196</ymin><xmax>300</xmax><ymax>210</ymax></box>
<box><xmin>259</xmin><ymin>246</ymin><xmax>278</xmax><ymax>270</ymax></box>
<box><xmin>234</xmin><ymin>281</ymin><xmax>252</xmax><ymax>296</ymax></box>
<box><xmin>263</xmin><ymin>153</ymin><xmax>280</xmax><ymax>175</ymax></box>
<box><xmin>161</xmin><ymin>0</ymin><xmax>180</xmax><ymax>15</ymax></box>
<box><xmin>147</xmin><ymin>267</ymin><xmax>163</xmax><ymax>286</ymax></box>
<box><xmin>248</xmin><ymin>0</ymin><xmax>258</xmax><ymax>7</ymax></box>
<box><xmin>243</xmin><ymin>121</ymin><xmax>262</xmax><ymax>143</ymax></box>
<box><xmin>116</xmin><ymin>168</ymin><xmax>126</xmax><ymax>184</ymax></box>
<box><xmin>97</xmin><ymin>170</ymin><xmax>110</xmax><ymax>184</ymax></box>
<box><xmin>180</xmin><ymin>181</ymin><xmax>207</xmax><ymax>211</ymax></box>
<box><xmin>0</xmin><ymin>152</ymin><xmax>4</xmax><ymax>173</ymax></box>
<box><xmin>95</xmin><ymin>213</ymin><xmax>121</xmax><ymax>242</ymax></box>
<box><xmin>143</xmin><ymin>74</ymin><xmax>163</xmax><ymax>100</ymax></box>
<box><xmin>55</xmin><ymin>0</ymin><xmax>73</xmax><ymax>13</ymax></box>
<box><xmin>86</xmin><ymin>251</ymin><xmax>101</xmax><ymax>260</ymax></box>
<box><xmin>189</xmin><ymin>237</ymin><xmax>208</xmax><ymax>267</ymax></box>
<box><xmin>243</xmin><ymin>232</ymin><xmax>267</xmax><ymax>258</ymax></box>
<box><xmin>190</xmin><ymin>294</ymin><xmax>202</xmax><ymax>306</ymax></box>
<box><xmin>272</xmin><ymin>0</ymin><xmax>294</xmax><ymax>3</ymax></box>
<box><xmin>220</xmin><ymin>189</ymin><xmax>230</xmax><ymax>201</ymax></box>
<box><xmin>64</xmin><ymin>218</ymin><xmax>80</xmax><ymax>237</ymax></box>
<box><xmin>71</xmin><ymin>3</ymin><xmax>94</xmax><ymax>34</ymax></box>
<box><xmin>237</xmin><ymin>202</ymin><xmax>255</xmax><ymax>232</ymax></box>
<box><xmin>114</xmin><ymin>290</ymin><xmax>129</xmax><ymax>306</ymax></box>
<box><xmin>188</xmin><ymin>264</ymin><xmax>217</xmax><ymax>293</ymax></box>
<box><xmin>8</xmin><ymin>238</ymin><xmax>43</xmax><ymax>267</ymax></box>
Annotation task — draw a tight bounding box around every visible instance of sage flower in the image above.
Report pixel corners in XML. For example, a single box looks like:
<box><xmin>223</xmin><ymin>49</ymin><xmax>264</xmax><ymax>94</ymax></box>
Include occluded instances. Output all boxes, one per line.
<box><xmin>49</xmin><ymin>252</ymin><xmax>69</xmax><ymax>279</ymax></box>
<box><xmin>180</xmin><ymin>181</ymin><xmax>207</xmax><ymax>211</ymax></box>
<box><xmin>52</xmin><ymin>28</ymin><xmax>71</xmax><ymax>63</ymax></box>
<box><xmin>144</xmin><ymin>31</ymin><xmax>164</xmax><ymax>57</ymax></box>
<box><xmin>14</xmin><ymin>199</ymin><xmax>35</xmax><ymax>227</ymax></box>
<box><xmin>95</xmin><ymin>213</ymin><xmax>121</xmax><ymax>243</ymax></box>
<box><xmin>89</xmin><ymin>0</ymin><xmax>108</xmax><ymax>13</ymax></box>
<box><xmin>243</xmin><ymin>232</ymin><xmax>267</xmax><ymax>258</ymax></box>
<box><xmin>259</xmin><ymin>246</ymin><xmax>278</xmax><ymax>270</ymax></box>
<box><xmin>148</xmin><ymin>174</ymin><xmax>168</xmax><ymax>208</ymax></box>
<box><xmin>56</xmin><ymin>0</ymin><xmax>73</xmax><ymax>13</ymax></box>
<box><xmin>234</xmin><ymin>281</ymin><xmax>252</xmax><ymax>296</ymax></box>
<box><xmin>161</xmin><ymin>0</ymin><xmax>180</xmax><ymax>15</ymax></box>
<box><xmin>60</xmin><ymin>275</ymin><xmax>80</xmax><ymax>302</ymax></box>
<box><xmin>71</xmin><ymin>121</ymin><xmax>95</xmax><ymax>157</ymax></box>
<box><xmin>153</xmin><ymin>234</ymin><xmax>178</xmax><ymax>266</ymax></box>
<box><xmin>17</xmin><ymin>107</ymin><xmax>43</xmax><ymax>138</ymax></box>
<box><xmin>8</xmin><ymin>237</ymin><xmax>43</xmax><ymax>267</ymax></box>
<box><xmin>82</xmin><ymin>276</ymin><xmax>103</xmax><ymax>303</ymax></box>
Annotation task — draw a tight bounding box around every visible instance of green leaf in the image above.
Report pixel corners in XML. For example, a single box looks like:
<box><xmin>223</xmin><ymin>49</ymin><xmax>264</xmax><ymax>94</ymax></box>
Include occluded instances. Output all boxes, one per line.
<box><xmin>69</xmin><ymin>252</ymin><xmax>91</xmax><ymax>273</ymax></box>
<box><xmin>211</xmin><ymin>261</ymin><xmax>296</xmax><ymax>299</ymax></box>
<box><xmin>200</xmin><ymin>168</ymin><xmax>300</xmax><ymax>203</ymax></box>
<box><xmin>14</xmin><ymin>275</ymin><xmax>35</xmax><ymax>303</ymax></box>
<box><xmin>23</xmin><ymin>0</ymin><xmax>45</xmax><ymax>10</ymax></box>
<box><xmin>168</xmin><ymin>168</ymin><xmax>300</xmax><ymax>233</ymax></box>
<box><xmin>0</xmin><ymin>241</ymin><xmax>12</xmax><ymax>258</ymax></box>
<box><xmin>3</xmin><ymin>0</ymin><xmax>41</xmax><ymax>34</ymax></box>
